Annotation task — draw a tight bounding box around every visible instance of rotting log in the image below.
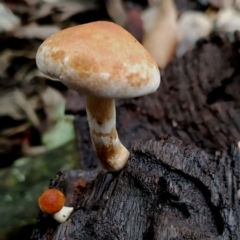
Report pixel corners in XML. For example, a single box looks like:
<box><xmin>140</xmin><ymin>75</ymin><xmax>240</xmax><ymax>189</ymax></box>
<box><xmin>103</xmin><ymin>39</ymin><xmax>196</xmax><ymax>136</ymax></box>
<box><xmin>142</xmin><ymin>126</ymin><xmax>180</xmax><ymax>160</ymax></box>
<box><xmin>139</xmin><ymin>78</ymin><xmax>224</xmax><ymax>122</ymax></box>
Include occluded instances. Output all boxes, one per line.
<box><xmin>31</xmin><ymin>136</ymin><xmax>240</xmax><ymax>239</ymax></box>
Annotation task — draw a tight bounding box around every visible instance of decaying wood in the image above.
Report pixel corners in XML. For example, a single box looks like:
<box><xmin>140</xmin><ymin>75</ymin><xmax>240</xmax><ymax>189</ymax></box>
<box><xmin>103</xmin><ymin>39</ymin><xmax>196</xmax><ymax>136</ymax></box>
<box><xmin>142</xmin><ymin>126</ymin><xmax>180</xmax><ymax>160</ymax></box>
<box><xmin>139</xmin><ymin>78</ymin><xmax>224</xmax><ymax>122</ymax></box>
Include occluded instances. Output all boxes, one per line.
<box><xmin>31</xmin><ymin>136</ymin><xmax>240</xmax><ymax>239</ymax></box>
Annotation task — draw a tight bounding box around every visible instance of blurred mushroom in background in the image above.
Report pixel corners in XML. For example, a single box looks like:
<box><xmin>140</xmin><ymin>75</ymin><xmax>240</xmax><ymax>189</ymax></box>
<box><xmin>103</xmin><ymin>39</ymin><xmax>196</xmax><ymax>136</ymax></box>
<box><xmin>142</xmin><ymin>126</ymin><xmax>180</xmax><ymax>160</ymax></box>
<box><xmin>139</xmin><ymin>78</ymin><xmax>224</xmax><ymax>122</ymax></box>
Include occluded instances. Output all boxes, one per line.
<box><xmin>177</xmin><ymin>11</ymin><xmax>213</xmax><ymax>57</ymax></box>
<box><xmin>141</xmin><ymin>0</ymin><xmax>178</xmax><ymax>69</ymax></box>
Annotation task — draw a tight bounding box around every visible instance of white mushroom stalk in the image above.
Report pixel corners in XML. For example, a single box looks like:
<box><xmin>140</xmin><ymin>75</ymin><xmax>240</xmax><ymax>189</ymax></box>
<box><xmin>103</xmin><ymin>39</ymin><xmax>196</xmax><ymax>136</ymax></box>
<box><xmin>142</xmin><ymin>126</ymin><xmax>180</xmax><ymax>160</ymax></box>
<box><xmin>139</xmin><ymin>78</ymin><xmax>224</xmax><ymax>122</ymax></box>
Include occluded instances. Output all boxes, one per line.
<box><xmin>86</xmin><ymin>96</ymin><xmax>129</xmax><ymax>171</ymax></box>
<box><xmin>53</xmin><ymin>206</ymin><xmax>74</xmax><ymax>223</ymax></box>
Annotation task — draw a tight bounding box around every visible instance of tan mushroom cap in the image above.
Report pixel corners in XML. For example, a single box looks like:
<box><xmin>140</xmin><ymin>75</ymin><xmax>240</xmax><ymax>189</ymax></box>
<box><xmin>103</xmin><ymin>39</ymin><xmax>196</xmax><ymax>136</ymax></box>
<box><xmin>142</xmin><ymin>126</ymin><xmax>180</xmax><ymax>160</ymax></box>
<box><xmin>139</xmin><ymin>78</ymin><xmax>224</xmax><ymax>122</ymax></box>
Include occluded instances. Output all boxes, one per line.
<box><xmin>36</xmin><ymin>21</ymin><xmax>160</xmax><ymax>99</ymax></box>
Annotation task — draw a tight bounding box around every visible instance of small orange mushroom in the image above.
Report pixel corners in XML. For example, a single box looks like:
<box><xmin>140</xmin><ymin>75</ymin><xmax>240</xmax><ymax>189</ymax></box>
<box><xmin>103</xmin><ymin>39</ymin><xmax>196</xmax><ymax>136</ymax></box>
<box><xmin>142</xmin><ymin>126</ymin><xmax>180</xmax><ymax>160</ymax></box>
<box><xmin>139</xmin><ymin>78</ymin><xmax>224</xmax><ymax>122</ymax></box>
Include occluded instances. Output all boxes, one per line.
<box><xmin>38</xmin><ymin>189</ymin><xmax>73</xmax><ymax>223</ymax></box>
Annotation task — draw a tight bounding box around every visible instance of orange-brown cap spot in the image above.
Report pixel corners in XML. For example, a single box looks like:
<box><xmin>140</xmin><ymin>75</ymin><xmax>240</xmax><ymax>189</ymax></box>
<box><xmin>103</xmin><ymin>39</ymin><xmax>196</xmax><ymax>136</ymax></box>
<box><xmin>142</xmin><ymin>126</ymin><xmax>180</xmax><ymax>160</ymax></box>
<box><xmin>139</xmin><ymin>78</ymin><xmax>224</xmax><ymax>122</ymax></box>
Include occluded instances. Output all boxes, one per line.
<box><xmin>38</xmin><ymin>189</ymin><xmax>66</xmax><ymax>215</ymax></box>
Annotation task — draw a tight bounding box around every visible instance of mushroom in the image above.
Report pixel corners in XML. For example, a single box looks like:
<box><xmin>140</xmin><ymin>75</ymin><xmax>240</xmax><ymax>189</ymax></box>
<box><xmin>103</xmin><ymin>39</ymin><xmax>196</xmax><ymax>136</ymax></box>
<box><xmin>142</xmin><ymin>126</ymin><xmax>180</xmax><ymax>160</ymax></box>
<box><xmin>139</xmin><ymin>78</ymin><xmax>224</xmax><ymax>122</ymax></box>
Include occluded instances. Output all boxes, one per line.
<box><xmin>36</xmin><ymin>21</ymin><xmax>160</xmax><ymax>171</ymax></box>
<box><xmin>177</xmin><ymin>11</ymin><xmax>213</xmax><ymax>57</ymax></box>
<box><xmin>141</xmin><ymin>0</ymin><xmax>178</xmax><ymax>69</ymax></box>
<box><xmin>216</xmin><ymin>8</ymin><xmax>240</xmax><ymax>32</ymax></box>
<box><xmin>38</xmin><ymin>189</ymin><xmax>73</xmax><ymax>223</ymax></box>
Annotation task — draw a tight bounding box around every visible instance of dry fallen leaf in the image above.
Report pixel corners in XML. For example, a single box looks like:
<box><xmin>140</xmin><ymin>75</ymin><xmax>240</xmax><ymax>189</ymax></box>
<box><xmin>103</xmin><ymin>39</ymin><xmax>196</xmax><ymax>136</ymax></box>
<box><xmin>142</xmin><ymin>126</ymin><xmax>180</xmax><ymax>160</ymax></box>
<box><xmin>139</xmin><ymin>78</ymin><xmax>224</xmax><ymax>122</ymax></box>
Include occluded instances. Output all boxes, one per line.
<box><xmin>0</xmin><ymin>49</ymin><xmax>13</xmax><ymax>77</ymax></box>
<box><xmin>0</xmin><ymin>90</ymin><xmax>27</xmax><ymax>120</ymax></box>
<box><xmin>39</xmin><ymin>86</ymin><xmax>66</xmax><ymax>122</ymax></box>
<box><xmin>14</xmin><ymin>23</ymin><xmax>60</xmax><ymax>40</ymax></box>
<box><xmin>0</xmin><ymin>2</ymin><xmax>20</xmax><ymax>33</ymax></box>
<box><xmin>14</xmin><ymin>89</ymin><xmax>40</xmax><ymax>129</ymax></box>
<box><xmin>1</xmin><ymin>123</ymin><xmax>30</xmax><ymax>137</ymax></box>
<box><xmin>28</xmin><ymin>3</ymin><xmax>55</xmax><ymax>21</ymax></box>
<box><xmin>55</xmin><ymin>1</ymin><xmax>98</xmax><ymax>22</ymax></box>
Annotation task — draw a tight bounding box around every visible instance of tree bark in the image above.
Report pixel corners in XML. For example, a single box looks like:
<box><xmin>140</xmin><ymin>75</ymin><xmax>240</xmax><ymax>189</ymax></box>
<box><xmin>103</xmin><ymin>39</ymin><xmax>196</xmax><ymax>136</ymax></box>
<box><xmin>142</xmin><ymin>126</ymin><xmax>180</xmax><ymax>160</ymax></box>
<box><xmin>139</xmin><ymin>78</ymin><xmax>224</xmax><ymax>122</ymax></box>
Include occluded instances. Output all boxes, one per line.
<box><xmin>31</xmin><ymin>136</ymin><xmax>240</xmax><ymax>239</ymax></box>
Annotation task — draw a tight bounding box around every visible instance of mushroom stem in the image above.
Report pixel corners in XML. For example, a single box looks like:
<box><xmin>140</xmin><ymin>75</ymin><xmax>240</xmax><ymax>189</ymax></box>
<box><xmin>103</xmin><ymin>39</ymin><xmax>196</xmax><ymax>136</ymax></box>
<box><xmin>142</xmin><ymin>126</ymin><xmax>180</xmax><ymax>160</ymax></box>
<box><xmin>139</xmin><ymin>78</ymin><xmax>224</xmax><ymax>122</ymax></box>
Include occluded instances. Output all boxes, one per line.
<box><xmin>86</xmin><ymin>96</ymin><xmax>129</xmax><ymax>171</ymax></box>
<box><xmin>53</xmin><ymin>206</ymin><xmax>74</xmax><ymax>223</ymax></box>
